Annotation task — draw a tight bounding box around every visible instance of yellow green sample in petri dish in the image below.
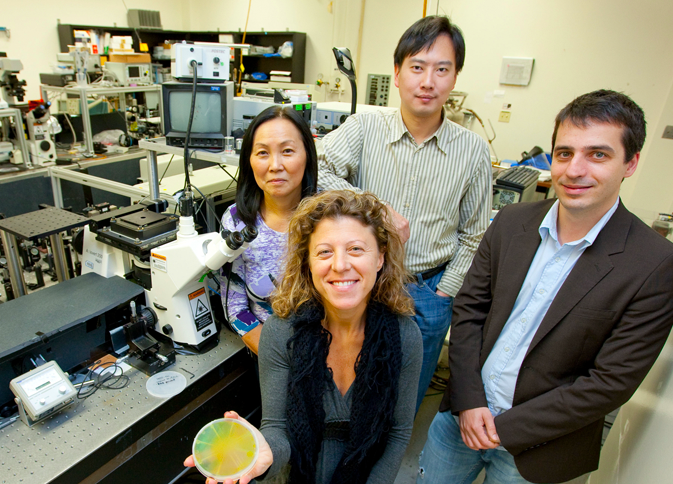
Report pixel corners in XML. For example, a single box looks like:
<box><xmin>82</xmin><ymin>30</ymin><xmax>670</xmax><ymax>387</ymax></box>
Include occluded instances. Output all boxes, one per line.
<box><xmin>192</xmin><ymin>418</ymin><xmax>259</xmax><ymax>481</ymax></box>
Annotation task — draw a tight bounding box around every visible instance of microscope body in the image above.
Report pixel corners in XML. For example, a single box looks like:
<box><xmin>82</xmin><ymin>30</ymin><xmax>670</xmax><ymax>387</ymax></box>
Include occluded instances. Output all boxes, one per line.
<box><xmin>147</xmin><ymin>215</ymin><xmax>254</xmax><ymax>349</ymax></box>
<box><xmin>26</xmin><ymin>104</ymin><xmax>57</xmax><ymax>165</ymax></box>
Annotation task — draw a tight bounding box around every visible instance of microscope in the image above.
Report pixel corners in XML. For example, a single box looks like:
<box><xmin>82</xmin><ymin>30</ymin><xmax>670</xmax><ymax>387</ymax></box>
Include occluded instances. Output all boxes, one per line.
<box><xmin>0</xmin><ymin>56</ymin><xmax>27</xmax><ymax>106</ymax></box>
<box><xmin>25</xmin><ymin>102</ymin><xmax>59</xmax><ymax>165</ymax></box>
<box><xmin>146</xmin><ymin>191</ymin><xmax>257</xmax><ymax>351</ymax></box>
<box><xmin>81</xmin><ymin>196</ymin><xmax>257</xmax><ymax>353</ymax></box>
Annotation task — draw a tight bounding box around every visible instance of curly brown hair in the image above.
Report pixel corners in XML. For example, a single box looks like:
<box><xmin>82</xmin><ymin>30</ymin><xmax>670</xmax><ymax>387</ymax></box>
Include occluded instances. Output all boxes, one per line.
<box><xmin>272</xmin><ymin>190</ymin><xmax>414</xmax><ymax>318</ymax></box>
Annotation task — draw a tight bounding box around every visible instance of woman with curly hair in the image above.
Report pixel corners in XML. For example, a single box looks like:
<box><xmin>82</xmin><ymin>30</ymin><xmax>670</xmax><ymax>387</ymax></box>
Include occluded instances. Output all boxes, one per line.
<box><xmin>186</xmin><ymin>190</ymin><xmax>423</xmax><ymax>484</ymax></box>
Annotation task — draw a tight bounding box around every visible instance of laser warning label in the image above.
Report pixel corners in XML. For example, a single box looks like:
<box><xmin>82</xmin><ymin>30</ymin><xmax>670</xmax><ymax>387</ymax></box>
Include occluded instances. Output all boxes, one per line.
<box><xmin>188</xmin><ymin>287</ymin><xmax>213</xmax><ymax>331</ymax></box>
<box><xmin>151</xmin><ymin>253</ymin><xmax>167</xmax><ymax>272</ymax></box>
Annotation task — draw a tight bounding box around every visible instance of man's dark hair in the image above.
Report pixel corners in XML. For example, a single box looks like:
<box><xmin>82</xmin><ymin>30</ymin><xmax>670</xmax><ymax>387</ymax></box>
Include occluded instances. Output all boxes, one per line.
<box><xmin>235</xmin><ymin>105</ymin><xmax>318</xmax><ymax>226</ymax></box>
<box><xmin>393</xmin><ymin>16</ymin><xmax>465</xmax><ymax>73</ymax></box>
<box><xmin>552</xmin><ymin>89</ymin><xmax>646</xmax><ymax>163</ymax></box>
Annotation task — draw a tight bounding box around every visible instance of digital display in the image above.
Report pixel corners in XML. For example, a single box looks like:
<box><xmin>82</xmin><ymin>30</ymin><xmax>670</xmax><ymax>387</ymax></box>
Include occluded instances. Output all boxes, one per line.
<box><xmin>20</xmin><ymin>367</ymin><xmax>61</xmax><ymax>397</ymax></box>
<box><xmin>128</xmin><ymin>66</ymin><xmax>141</xmax><ymax>78</ymax></box>
<box><xmin>169</xmin><ymin>91</ymin><xmax>222</xmax><ymax>133</ymax></box>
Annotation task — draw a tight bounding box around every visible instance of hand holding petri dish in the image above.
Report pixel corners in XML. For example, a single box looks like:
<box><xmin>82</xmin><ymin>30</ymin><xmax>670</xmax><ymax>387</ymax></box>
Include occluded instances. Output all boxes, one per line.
<box><xmin>192</xmin><ymin>417</ymin><xmax>259</xmax><ymax>481</ymax></box>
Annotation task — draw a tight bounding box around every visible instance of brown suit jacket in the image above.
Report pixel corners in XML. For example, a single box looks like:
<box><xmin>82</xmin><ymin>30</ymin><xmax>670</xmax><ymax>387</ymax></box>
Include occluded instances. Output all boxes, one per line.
<box><xmin>441</xmin><ymin>199</ymin><xmax>673</xmax><ymax>483</ymax></box>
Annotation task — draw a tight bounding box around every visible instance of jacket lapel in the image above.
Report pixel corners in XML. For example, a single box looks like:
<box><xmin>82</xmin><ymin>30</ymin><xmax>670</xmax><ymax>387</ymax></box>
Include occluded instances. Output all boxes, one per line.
<box><xmin>525</xmin><ymin>203</ymin><xmax>632</xmax><ymax>355</ymax></box>
<box><xmin>483</xmin><ymin>203</ymin><xmax>549</xmax><ymax>355</ymax></box>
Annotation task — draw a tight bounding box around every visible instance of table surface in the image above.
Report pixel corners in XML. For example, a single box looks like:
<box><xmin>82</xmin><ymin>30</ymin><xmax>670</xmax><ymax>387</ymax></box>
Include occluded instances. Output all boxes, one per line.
<box><xmin>0</xmin><ymin>328</ymin><xmax>246</xmax><ymax>484</ymax></box>
<box><xmin>0</xmin><ymin>207</ymin><xmax>90</xmax><ymax>240</ymax></box>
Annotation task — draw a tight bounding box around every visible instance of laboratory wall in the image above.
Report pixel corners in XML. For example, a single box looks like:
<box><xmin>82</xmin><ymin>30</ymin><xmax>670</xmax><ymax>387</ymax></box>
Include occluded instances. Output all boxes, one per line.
<box><xmin>621</xmin><ymin>77</ymin><xmax>673</xmax><ymax>222</ymax></box>
<box><xmin>3</xmin><ymin>0</ymin><xmax>673</xmax><ymax>218</ymax></box>
<box><xmin>0</xmin><ymin>0</ymin><xmax>190</xmax><ymax>101</ymax></box>
<box><xmin>358</xmin><ymin>0</ymin><xmax>672</xmax><ymax>154</ymax></box>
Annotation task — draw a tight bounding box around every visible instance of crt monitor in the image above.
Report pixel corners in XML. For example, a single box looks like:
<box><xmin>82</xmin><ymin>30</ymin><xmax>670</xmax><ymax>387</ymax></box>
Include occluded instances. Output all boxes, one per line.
<box><xmin>162</xmin><ymin>81</ymin><xmax>234</xmax><ymax>150</ymax></box>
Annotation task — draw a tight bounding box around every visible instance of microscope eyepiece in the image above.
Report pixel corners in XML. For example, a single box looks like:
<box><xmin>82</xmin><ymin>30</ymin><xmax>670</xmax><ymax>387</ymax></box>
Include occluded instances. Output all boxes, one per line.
<box><xmin>224</xmin><ymin>231</ymin><xmax>244</xmax><ymax>250</ymax></box>
<box><xmin>240</xmin><ymin>225</ymin><xmax>258</xmax><ymax>243</ymax></box>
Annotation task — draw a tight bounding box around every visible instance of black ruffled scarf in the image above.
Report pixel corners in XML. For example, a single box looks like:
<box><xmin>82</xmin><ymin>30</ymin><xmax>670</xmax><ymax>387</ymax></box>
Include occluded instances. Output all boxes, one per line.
<box><xmin>285</xmin><ymin>301</ymin><xmax>402</xmax><ymax>484</ymax></box>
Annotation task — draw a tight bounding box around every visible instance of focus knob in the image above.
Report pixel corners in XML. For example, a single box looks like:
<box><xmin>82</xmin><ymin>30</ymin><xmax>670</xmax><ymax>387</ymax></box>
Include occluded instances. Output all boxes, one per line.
<box><xmin>162</xmin><ymin>324</ymin><xmax>173</xmax><ymax>335</ymax></box>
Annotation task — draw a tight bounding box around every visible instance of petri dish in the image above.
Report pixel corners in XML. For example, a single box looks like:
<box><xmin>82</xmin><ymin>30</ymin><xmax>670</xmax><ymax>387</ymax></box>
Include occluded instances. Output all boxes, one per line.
<box><xmin>192</xmin><ymin>417</ymin><xmax>259</xmax><ymax>481</ymax></box>
<box><xmin>146</xmin><ymin>371</ymin><xmax>187</xmax><ymax>398</ymax></box>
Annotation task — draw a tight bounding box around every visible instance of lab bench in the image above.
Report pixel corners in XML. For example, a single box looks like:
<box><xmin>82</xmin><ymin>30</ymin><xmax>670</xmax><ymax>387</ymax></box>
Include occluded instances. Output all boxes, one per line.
<box><xmin>0</xmin><ymin>329</ymin><xmax>260</xmax><ymax>484</ymax></box>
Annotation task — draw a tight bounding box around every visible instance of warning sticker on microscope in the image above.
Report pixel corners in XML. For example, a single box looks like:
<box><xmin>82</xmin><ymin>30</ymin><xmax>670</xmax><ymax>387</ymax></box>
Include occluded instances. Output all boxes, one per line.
<box><xmin>151</xmin><ymin>253</ymin><xmax>167</xmax><ymax>272</ymax></box>
<box><xmin>188</xmin><ymin>287</ymin><xmax>213</xmax><ymax>331</ymax></box>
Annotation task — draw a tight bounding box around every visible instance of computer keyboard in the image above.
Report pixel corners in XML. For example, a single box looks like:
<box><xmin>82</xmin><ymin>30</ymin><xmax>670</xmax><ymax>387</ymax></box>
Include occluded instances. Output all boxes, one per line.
<box><xmin>495</xmin><ymin>166</ymin><xmax>540</xmax><ymax>190</ymax></box>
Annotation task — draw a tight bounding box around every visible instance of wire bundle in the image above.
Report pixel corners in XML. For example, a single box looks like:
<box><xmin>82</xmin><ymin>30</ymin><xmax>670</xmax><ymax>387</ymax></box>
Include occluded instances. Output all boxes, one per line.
<box><xmin>76</xmin><ymin>361</ymin><xmax>130</xmax><ymax>400</ymax></box>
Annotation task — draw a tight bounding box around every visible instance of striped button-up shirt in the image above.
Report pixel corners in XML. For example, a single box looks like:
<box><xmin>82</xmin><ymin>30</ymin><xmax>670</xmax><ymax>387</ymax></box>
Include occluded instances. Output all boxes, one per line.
<box><xmin>317</xmin><ymin>109</ymin><xmax>492</xmax><ymax>296</ymax></box>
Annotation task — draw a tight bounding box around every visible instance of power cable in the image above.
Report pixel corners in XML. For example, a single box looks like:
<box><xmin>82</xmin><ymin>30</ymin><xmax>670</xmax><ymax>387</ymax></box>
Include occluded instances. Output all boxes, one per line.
<box><xmin>183</xmin><ymin>60</ymin><xmax>199</xmax><ymax>193</ymax></box>
<box><xmin>75</xmin><ymin>361</ymin><xmax>130</xmax><ymax>400</ymax></box>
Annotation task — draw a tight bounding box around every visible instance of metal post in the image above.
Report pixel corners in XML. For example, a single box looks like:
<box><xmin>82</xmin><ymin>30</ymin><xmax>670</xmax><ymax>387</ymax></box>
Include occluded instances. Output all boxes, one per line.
<box><xmin>0</xmin><ymin>229</ymin><xmax>27</xmax><ymax>297</ymax></box>
<box><xmin>49</xmin><ymin>167</ymin><xmax>64</xmax><ymax>208</ymax></box>
<box><xmin>157</xmin><ymin>84</ymin><xmax>164</xmax><ymax>133</ymax></box>
<box><xmin>10</xmin><ymin>108</ymin><xmax>31</xmax><ymax>169</ymax></box>
<box><xmin>79</xmin><ymin>87</ymin><xmax>94</xmax><ymax>156</ymax></box>
<box><xmin>40</xmin><ymin>84</ymin><xmax>49</xmax><ymax>104</ymax></box>
<box><xmin>49</xmin><ymin>233</ymin><xmax>70</xmax><ymax>282</ymax></box>
<box><xmin>147</xmin><ymin>150</ymin><xmax>160</xmax><ymax>201</ymax></box>
<box><xmin>119</xmin><ymin>92</ymin><xmax>127</xmax><ymax>117</ymax></box>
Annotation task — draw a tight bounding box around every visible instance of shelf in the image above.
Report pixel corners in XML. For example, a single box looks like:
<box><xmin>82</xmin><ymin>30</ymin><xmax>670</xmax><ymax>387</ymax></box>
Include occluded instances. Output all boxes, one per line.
<box><xmin>139</xmin><ymin>138</ymin><xmax>240</xmax><ymax>167</ymax></box>
<box><xmin>57</xmin><ymin>24</ymin><xmax>227</xmax><ymax>54</ymax></box>
<box><xmin>40</xmin><ymin>84</ymin><xmax>161</xmax><ymax>97</ymax></box>
<box><xmin>57</xmin><ymin>25</ymin><xmax>307</xmax><ymax>84</ymax></box>
<box><xmin>243</xmin><ymin>54</ymin><xmax>289</xmax><ymax>58</ymax></box>
<box><xmin>232</xmin><ymin>31</ymin><xmax>306</xmax><ymax>84</ymax></box>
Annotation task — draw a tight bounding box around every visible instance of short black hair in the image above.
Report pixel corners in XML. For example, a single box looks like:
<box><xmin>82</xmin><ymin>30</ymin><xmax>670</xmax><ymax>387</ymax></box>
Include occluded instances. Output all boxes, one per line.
<box><xmin>393</xmin><ymin>16</ymin><xmax>465</xmax><ymax>73</ymax></box>
<box><xmin>235</xmin><ymin>105</ymin><xmax>318</xmax><ymax>226</ymax></box>
<box><xmin>552</xmin><ymin>89</ymin><xmax>646</xmax><ymax>163</ymax></box>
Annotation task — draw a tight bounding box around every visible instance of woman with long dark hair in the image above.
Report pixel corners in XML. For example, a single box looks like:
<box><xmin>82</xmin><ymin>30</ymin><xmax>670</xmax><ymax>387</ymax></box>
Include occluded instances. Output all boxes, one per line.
<box><xmin>220</xmin><ymin>105</ymin><xmax>318</xmax><ymax>354</ymax></box>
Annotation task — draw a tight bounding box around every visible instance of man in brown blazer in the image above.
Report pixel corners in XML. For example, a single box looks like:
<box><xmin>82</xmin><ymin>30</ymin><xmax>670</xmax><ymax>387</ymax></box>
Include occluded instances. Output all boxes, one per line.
<box><xmin>417</xmin><ymin>90</ymin><xmax>673</xmax><ymax>484</ymax></box>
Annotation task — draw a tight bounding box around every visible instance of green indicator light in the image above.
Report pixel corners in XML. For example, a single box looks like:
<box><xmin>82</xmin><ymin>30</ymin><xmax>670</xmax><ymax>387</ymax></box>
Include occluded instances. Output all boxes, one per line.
<box><xmin>305</xmin><ymin>104</ymin><xmax>311</xmax><ymax>109</ymax></box>
<box><xmin>295</xmin><ymin>105</ymin><xmax>301</xmax><ymax>111</ymax></box>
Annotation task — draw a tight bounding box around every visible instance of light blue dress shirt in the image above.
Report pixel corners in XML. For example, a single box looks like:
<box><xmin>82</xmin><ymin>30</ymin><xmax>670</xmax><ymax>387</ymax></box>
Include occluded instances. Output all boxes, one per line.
<box><xmin>481</xmin><ymin>198</ymin><xmax>620</xmax><ymax>421</ymax></box>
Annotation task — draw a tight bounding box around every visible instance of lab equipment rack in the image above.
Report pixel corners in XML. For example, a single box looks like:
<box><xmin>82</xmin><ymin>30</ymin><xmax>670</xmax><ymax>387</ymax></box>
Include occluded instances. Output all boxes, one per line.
<box><xmin>0</xmin><ymin>207</ymin><xmax>90</xmax><ymax>298</ymax></box>
<box><xmin>39</xmin><ymin>84</ymin><xmax>162</xmax><ymax>157</ymax></box>
<box><xmin>0</xmin><ymin>107</ymin><xmax>30</xmax><ymax>171</ymax></box>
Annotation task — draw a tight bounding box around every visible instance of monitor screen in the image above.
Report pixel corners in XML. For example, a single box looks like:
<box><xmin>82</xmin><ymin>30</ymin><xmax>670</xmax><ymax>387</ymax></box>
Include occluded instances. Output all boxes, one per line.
<box><xmin>169</xmin><ymin>91</ymin><xmax>222</xmax><ymax>133</ymax></box>
<box><xmin>128</xmin><ymin>65</ymin><xmax>140</xmax><ymax>78</ymax></box>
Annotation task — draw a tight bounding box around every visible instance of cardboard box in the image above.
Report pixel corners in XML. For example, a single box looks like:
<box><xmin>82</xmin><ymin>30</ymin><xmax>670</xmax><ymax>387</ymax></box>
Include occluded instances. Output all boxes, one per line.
<box><xmin>109</xmin><ymin>53</ymin><xmax>151</xmax><ymax>63</ymax></box>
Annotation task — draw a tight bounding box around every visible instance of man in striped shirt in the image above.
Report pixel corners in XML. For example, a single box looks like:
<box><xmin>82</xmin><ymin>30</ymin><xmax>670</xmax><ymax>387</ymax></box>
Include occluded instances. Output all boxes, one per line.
<box><xmin>317</xmin><ymin>16</ymin><xmax>492</xmax><ymax>410</ymax></box>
